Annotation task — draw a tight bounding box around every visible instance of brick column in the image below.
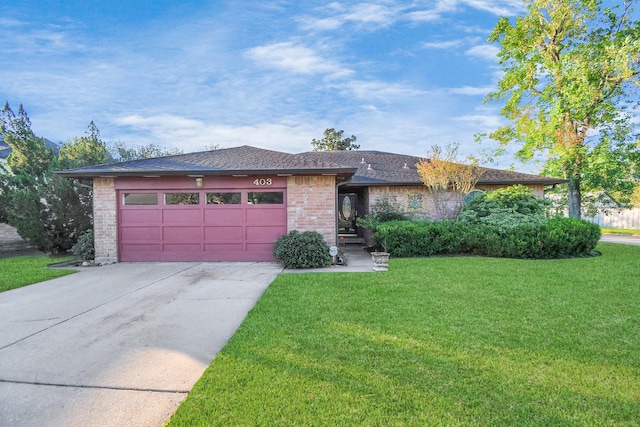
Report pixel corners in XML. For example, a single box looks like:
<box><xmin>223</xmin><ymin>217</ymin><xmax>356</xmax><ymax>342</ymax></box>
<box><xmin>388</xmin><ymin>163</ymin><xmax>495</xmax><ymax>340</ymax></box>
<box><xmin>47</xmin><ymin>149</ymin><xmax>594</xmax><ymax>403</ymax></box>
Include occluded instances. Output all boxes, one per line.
<box><xmin>93</xmin><ymin>178</ymin><xmax>118</xmax><ymax>263</ymax></box>
<box><xmin>287</xmin><ymin>175</ymin><xmax>337</xmax><ymax>245</ymax></box>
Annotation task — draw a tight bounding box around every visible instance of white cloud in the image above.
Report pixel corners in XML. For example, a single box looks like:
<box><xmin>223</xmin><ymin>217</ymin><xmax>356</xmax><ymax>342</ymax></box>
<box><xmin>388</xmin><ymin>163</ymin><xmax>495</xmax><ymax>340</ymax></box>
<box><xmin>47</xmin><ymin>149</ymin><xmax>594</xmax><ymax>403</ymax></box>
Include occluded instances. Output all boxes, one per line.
<box><xmin>422</xmin><ymin>40</ymin><xmax>464</xmax><ymax>49</ymax></box>
<box><xmin>449</xmin><ymin>85</ymin><xmax>495</xmax><ymax>96</ymax></box>
<box><xmin>460</xmin><ymin>0</ymin><xmax>525</xmax><ymax>16</ymax></box>
<box><xmin>245</xmin><ymin>42</ymin><xmax>352</xmax><ymax>77</ymax></box>
<box><xmin>299</xmin><ymin>2</ymin><xmax>403</xmax><ymax>31</ymax></box>
<box><xmin>465</xmin><ymin>44</ymin><xmax>500</xmax><ymax>61</ymax></box>
<box><xmin>113</xmin><ymin>114</ymin><xmax>320</xmax><ymax>154</ymax></box>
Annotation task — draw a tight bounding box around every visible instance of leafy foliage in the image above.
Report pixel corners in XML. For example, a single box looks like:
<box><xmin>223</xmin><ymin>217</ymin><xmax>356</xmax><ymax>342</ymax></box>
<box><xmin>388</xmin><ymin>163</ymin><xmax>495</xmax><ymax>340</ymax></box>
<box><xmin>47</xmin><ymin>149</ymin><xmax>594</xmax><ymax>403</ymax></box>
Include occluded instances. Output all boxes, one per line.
<box><xmin>458</xmin><ymin>184</ymin><xmax>549</xmax><ymax>231</ymax></box>
<box><xmin>71</xmin><ymin>228</ymin><xmax>95</xmax><ymax>260</ymax></box>
<box><xmin>311</xmin><ymin>128</ymin><xmax>359</xmax><ymax>151</ymax></box>
<box><xmin>108</xmin><ymin>142</ymin><xmax>183</xmax><ymax>161</ymax></box>
<box><xmin>272</xmin><ymin>230</ymin><xmax>331</xmax><ymax>268</ymax></box>
<box><xmin>484</xmin><ymin>0</ymin><xmax>640</xmax><ymax>218</ymax></box>
<box><xmin>416</xmin><ymin>143</ymin><xmax>482</xmax><ymax>220</ymax></box>
<box><xmin>375</xmin><ymin>218</ymin><xmax>600</xmax><ymax>259</ymax></box>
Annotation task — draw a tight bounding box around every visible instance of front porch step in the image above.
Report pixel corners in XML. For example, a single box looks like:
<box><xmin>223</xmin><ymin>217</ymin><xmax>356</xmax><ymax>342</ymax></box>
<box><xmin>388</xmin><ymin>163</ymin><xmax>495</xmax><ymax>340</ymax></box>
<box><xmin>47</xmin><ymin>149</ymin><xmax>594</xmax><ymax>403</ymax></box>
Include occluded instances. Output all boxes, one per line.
<box><xmin>339</xmin><ymin>236</ymin><xmax>365</xmax><ymax>244</ymax></box>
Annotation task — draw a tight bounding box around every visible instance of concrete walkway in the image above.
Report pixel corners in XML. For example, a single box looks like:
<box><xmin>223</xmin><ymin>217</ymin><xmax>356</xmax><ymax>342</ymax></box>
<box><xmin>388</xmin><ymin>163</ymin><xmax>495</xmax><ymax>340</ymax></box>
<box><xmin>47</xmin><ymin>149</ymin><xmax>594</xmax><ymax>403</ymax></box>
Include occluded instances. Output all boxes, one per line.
<box><xmin>600</xmin><ymin>234</ymin><xmax>640</xmax><ymax>246</ymax></box>
<box><xmin>0</xmin><ymin>262</ymin><xmax>283</xmax><ymax>427</ymax></box>
<box><xmin>282</xmin><ymin>245</ymin><xmax>376</xmax><ymax>273</ymax></box>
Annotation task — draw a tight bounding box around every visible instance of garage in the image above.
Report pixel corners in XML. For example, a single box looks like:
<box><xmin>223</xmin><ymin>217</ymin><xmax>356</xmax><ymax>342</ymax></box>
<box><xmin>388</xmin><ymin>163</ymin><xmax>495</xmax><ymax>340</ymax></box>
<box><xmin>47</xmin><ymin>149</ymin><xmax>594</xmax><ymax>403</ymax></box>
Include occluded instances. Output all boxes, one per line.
<box><xmin>116</xmin><ymin>175</ymin><xmax>287</xmax><ymax>262</ymax></box>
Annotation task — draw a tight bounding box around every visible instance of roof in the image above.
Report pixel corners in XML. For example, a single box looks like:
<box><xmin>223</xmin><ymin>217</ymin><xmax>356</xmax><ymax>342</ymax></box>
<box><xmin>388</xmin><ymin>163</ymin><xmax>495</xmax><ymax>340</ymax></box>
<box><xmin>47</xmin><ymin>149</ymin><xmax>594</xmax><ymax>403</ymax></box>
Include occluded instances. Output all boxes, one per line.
<box><xmin>56</xmin><ymin>145</ymin><xmax>564</xmax><ymax>186</ymax></box>
<box><xmin>298</xmin><ymin>150</ymin><xmax>564</xmax><ymax>186</ymax></box>
<box><xmin>56</xmin><ymin>145</ymin><xmax>358</xmax><ymax>178</ymax></box>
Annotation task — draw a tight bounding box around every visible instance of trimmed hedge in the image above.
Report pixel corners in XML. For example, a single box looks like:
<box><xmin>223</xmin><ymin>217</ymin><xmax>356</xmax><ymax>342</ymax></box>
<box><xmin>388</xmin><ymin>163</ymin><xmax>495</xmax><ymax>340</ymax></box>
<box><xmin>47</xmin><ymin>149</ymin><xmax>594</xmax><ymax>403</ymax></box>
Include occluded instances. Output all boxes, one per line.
<box><xmin>375</xmin><ymin>218</ymin><xmax>600</xmax><ymax>259</ymax></box>
<box><xmin>273</xmin><ymin>230</ymin><xmax>331</xmax><ymax>268</ymax></box>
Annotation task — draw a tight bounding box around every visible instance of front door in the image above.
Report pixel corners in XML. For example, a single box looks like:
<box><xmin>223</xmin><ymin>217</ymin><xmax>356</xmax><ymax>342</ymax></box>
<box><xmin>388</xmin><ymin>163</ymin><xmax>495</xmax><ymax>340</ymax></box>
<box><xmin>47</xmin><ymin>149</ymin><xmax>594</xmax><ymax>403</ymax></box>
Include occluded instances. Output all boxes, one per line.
<box><xmin>338</xmin><ymin>193</ymin><xmax>357</xmax><ymax>236</ymax></box>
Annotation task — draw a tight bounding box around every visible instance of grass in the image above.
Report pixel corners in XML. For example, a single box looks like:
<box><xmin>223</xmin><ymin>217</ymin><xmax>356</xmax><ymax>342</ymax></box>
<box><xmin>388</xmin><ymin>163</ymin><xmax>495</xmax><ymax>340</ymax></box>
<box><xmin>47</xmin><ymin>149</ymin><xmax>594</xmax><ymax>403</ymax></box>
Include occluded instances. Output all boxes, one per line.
<box><xmin>168</xmin><ymin>243</ymin><xmax>640</xmax><ymax>426</ymax></box>
<box><xmin>0</xmin><ymin>255</ymin><xmax>76</xmax><ymax>292</ymax></box>
<box><xmin>601</xmin><ymin>227</ymin><xmax>640</xmax><ymax>236</ymax></box>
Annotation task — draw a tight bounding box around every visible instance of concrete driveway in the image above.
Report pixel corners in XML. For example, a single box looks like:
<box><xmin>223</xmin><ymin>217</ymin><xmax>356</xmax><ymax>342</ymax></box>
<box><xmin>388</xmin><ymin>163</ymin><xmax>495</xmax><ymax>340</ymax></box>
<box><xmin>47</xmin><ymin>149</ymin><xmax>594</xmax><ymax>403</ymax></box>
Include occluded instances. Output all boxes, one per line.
<box><xmin>0</xmin><ymin>261</ymin><xmax>283</xmax><ymax>427</ymax></box>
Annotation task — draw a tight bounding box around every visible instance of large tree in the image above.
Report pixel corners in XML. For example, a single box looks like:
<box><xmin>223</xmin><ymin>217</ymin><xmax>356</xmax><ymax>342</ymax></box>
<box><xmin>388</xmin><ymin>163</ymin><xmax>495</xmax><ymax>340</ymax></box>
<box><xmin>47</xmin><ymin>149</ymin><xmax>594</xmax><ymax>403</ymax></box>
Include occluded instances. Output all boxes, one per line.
<box><xmin>311</xmin><ymin>128</ymin><xmax>359</xmax><ymax>151</ymax></box>
<box><xmin>485</xmin><ymin>0</ymin><xmax>640</xmax><ymax>218</ymax></box>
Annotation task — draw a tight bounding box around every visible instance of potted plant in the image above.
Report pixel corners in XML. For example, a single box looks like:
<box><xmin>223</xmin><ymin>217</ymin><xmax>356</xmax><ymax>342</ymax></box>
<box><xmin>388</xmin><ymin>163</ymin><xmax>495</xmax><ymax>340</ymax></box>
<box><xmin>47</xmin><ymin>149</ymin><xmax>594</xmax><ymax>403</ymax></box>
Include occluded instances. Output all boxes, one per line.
<box><xmin>371</xmin><ymin>250</ymin><xmax>390</xmax><ymax>271</ymax></box>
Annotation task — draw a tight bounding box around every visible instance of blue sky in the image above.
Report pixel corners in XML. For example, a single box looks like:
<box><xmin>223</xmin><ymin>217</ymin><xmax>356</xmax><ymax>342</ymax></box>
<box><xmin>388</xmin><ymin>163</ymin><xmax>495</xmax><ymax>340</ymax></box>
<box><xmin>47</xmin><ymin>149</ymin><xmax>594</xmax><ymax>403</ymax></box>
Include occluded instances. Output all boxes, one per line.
<box><xmin>0</xmin><ymin>1</ymin><xmax>529</xmax><ymax>168</ymax></box>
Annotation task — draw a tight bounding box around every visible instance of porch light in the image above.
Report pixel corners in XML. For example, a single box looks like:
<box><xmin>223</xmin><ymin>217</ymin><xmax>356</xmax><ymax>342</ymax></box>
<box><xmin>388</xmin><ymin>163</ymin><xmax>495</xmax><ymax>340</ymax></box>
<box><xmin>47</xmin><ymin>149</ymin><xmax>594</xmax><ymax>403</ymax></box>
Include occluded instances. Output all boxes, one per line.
<box><xmin>195</xmin><ymin>177</ymin><xmax>203</xmax><ymax>187</ymax></box>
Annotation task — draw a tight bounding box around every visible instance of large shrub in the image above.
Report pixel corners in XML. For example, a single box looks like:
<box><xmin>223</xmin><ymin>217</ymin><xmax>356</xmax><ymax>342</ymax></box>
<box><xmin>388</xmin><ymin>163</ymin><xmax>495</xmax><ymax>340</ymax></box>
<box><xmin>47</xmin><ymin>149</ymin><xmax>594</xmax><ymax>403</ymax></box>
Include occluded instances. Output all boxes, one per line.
<box><xmin>375</xmin><ymin>218</ymin><xmax>600</xmax><ymax>260</ymax></box>
<box><xmin>273</xmin><ymin>230</ymin><xmax>331</xmax><ymax>269</ymax></box>
<box><xmin>459</xmin><ymin>184</ymin><xmax>549</xmax><ymax>230</ymax></box>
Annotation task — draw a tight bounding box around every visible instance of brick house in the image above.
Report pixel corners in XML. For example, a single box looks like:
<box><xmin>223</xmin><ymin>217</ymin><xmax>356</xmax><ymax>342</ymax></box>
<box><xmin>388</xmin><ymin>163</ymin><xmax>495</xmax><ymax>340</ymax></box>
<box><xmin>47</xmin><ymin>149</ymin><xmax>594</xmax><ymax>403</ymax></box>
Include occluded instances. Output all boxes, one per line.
<box><xmin>57</xmin><ymin>145</ymin><xmax>563</xmax><ymax>263</ymax></box>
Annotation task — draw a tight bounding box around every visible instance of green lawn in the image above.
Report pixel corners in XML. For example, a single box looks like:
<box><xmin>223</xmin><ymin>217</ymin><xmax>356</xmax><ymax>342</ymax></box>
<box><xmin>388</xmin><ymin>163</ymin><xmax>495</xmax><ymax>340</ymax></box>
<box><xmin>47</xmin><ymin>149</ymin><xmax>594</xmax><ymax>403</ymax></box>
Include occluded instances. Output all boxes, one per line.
<box><xmin>0</xmin><ymin>255</ymin><xmax>76</xmax><ymax>292</ymax></box>
<box><xmin>601</xmin><ymin>227</ymin><xmax>640</xmax><ymax>236</ymax></box>
<box><xmin>168</xmin><ymin>243</ymin><xmax>640</xmax><ymax>426</ymax></box>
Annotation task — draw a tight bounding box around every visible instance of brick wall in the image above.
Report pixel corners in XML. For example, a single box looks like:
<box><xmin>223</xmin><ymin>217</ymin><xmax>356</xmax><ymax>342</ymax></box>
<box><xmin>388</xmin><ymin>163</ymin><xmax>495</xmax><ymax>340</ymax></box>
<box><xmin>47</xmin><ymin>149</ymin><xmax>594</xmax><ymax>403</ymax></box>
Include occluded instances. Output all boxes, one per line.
<box><xmin>369</xmin><ymin>183</ymin><xmax>547</xmax><ymax>221</ymax></box>
<box><xmin>93</xmin><ymin>178</ymin><xmax>118</xmax><ymax>263</ymax></box>
<box><xmin>287</xmin><ymin>175</ymin><xmax>337</xmax><ymax>245</ymax></box>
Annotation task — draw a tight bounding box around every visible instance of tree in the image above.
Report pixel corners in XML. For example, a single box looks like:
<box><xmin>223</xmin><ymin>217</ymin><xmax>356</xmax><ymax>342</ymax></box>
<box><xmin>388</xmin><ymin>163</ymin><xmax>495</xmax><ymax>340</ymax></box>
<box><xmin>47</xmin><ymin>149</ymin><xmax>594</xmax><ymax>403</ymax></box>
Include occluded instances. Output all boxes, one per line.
<box><xmin>311</xmin><ymin>128</ymin><xmax>359</xmax><ymax>151</ymax></box>
<box><xmin>484</xmin><ymin>0</ymin><xmax>640</xmax><ymax>218</ymax></box>
<box><xmin>109</xmin><ymin>142</ymin><xmax>182</xmax><ymax>161</ymax></box>
<box><xmin>58</xmin><ymin>121</ymin><xmax>109</xmax><ymax>169</ymax></box>
<box><xmin>0</xmin><ymin>102</ymin><xmax>55</xmax><ymax>178</ymax></box>
<box><xmin>0</xmin><ymin>104</ymin><xmax>95</xmax><ymax>252</ymax></box>
<box><xmin>416</xmin><ymin>144</ymin><xmax>482</xmax><ymax>220</ymax></box>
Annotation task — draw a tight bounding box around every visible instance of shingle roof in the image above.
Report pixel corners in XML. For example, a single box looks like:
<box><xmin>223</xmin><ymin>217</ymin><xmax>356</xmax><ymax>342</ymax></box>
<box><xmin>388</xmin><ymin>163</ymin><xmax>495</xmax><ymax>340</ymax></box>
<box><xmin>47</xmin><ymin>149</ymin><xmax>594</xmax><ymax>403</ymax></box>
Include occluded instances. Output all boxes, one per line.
<box><xmin>56</xmin><ymin>145</ymin><xmax>564</xmax><ymax>186</ymax></box>
<box><xmin>298</xmin><ymin>150</ymin><xmax>565</xmax><ymax>186</ymax></box>
<box><xmin>56</xmin><ymin>145</ymin><xmax>357</xmax><ymax>178</ymax></box>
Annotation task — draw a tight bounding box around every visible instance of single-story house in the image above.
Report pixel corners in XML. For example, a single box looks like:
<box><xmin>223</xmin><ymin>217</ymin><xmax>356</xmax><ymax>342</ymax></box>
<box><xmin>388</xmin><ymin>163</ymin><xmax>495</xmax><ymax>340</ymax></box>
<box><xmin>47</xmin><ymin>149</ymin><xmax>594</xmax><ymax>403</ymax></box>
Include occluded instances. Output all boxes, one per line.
<box><xmin>57</xmin><ymin>145</ymin><xmax>563</xmax><ymax>263</ymax></box>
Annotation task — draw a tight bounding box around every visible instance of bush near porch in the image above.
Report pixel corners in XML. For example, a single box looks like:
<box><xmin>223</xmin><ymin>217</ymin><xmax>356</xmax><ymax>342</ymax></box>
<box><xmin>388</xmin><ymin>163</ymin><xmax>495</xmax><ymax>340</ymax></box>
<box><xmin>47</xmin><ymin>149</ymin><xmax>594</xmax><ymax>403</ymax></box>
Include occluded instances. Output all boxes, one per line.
<box><xmin>365</xmin><ymin>185</ymin><xmax>601</xmax><ymax>259</ymax></box>
<box><xmin>375</xmin><ymin>218</ymin><xmax>600</xmax><ymax>259</ymax></box>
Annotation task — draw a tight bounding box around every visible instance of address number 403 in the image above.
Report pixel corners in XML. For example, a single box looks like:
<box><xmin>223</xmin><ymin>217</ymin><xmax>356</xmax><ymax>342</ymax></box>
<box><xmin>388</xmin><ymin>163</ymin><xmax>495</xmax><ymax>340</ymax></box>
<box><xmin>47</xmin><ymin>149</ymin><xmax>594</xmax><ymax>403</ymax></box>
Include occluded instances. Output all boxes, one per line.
<box><xmin>253</xmin><ymin>178</ymin><xmax>273</xmax><ymax>186</ymax></box>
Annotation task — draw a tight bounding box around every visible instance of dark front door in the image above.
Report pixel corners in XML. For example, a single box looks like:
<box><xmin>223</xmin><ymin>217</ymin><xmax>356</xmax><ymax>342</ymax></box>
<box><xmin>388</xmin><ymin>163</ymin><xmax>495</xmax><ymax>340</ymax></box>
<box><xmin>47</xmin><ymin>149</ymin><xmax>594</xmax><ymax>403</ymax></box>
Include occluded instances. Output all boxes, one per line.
<box><xmin>339</xmin><ymin>193</ymin><xmax>357</xmax><ymax>236</ymax></box>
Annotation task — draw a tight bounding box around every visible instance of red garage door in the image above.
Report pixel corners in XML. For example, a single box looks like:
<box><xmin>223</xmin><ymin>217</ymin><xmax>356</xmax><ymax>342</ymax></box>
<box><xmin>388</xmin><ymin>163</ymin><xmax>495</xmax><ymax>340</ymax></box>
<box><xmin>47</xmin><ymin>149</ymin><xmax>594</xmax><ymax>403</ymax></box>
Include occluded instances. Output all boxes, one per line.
<box><xmin>117</xmin><ymin>179</ymin><xmax>287</xmax><ymax>262</ymax></box>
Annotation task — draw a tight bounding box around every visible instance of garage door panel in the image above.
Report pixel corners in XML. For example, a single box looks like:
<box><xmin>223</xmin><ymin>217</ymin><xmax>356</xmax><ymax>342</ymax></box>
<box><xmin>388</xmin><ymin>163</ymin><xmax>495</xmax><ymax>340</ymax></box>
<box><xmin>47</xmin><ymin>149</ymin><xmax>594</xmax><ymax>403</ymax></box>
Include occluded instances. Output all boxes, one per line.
<box><xmin>163</xmin><ymin>209</ymin><xmax>201</xmax><ymax>223</ymax></box>
<box><xmin>204</xmin><ymin>209</ymin><xmax>244</xmax><ymax>225</ymax></box>
<box><xmin>246</xmin><ymin>208</ymin><xmax>286</xmax><ymax>225</ymax></box>
<box><xmin>204</xmin><ymin>226</ymin><xmax>243</xmax><ymax>242</ymax></box>
<box><xmin>246</xmin><ymin>226</ymin><xmax>287</xmax><ymax>243</ymax></box>
<box><xmin>163</xmin><ymin>226</ymin><xmax>202</xmax><ymax>242</ymax></box>
<box><xmin>163</xmin><ymin>243</ymin><xmax>202</xmax><ymax>252</ymax></box>
<box><xmin>205</xmin><ymin>243</ymin><xmax>244</xmax><ymax>252</ymax></box>
<box><xmin>121</xmin><ymin>226</ymin><xmax>161</xmax><ymax>242</ymax></box>
<box><xmin>121</xmin><ymin>209</ymin><xmax>160</xmax><ymax>224</ymax></box>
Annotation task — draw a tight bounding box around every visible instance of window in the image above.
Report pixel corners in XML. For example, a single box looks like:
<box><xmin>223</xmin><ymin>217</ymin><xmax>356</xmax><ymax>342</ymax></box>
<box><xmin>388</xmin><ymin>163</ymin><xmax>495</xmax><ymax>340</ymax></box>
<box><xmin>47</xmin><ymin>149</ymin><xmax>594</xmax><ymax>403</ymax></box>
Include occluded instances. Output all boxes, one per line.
<box><xmin>123</xmin><ymin>193</ymin><xmax>157</xmax><ymax>205</ymax></box>
<box><xmin>464</xmin><ymin>190</ymin><xmax>485</xmax><ymax>204</ymax></box>
<box><xmin>165</xmin><ymin>193</ymin><xmax>200</xmax><ymax>205</ymax></box>
<box><xmin>248</xmin><ymin>191</ymin><xmax>284</xmax><ymax>204</ymax></box>
<box><xmin>206</xmin><ymin>192</ymin><xmax>241</xmax><ymax>204</ymax></box>
<box><xmin>406</xmin><ymin>193</ymin><xmax>424</xmax><ymax>210</ymax></box>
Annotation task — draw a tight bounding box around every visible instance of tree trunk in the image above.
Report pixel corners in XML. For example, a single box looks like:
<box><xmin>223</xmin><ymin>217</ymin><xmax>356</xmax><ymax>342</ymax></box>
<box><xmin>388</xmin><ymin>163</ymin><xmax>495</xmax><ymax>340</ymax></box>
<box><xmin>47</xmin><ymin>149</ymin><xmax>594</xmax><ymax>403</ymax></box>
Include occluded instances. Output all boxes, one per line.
<box><xmin>567</xmin><ymin>178</ymin><xmax>582</xmax><ymax>219</ymax></box>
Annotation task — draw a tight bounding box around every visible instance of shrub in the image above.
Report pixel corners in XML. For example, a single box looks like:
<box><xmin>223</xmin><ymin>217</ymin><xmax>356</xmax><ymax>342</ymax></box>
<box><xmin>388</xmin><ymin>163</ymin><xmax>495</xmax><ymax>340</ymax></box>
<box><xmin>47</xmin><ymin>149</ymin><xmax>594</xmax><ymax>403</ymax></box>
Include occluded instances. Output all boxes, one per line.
<box><xmin>273</xmin><ymin>230</ymin><xmax>331</xmax><ymax>269</ymax></box>
<box><xmin>459</xmin><ymin>184</ymin><xmax>549</xmax><ymax>227</ymax></box>
<box><xmin>71</xmin><ymin>229</ymin><xmax>95</xmax><ymax>260</ymax></box>
<box><xmin>375</xmin><ymin>217</ymin><xmax>600</xmax><ymax>260</ymax></box>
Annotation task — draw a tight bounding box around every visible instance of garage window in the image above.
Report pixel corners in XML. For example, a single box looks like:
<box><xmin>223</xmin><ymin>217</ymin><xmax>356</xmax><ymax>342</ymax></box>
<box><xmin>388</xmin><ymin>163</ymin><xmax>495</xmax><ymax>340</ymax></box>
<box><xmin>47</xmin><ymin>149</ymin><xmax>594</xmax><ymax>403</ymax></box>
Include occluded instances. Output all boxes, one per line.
<box><xmin>248</xmin><ymin>191</ymin><xmax>284</xmax><ymax>204</ymax></box>
<box><xmin>206</xmin><ymin>192</ymin><xmax>241</xmax><ymax>204</ymax></box>
<box><xmin>165</xmin><ymin>193</ymin><xmax>200</xmax><ymax>205</ymax></box>
<box><xmin>123</xmin><ymin>193</ymin><xmax>158</xmax><ymax>205</ymax></box>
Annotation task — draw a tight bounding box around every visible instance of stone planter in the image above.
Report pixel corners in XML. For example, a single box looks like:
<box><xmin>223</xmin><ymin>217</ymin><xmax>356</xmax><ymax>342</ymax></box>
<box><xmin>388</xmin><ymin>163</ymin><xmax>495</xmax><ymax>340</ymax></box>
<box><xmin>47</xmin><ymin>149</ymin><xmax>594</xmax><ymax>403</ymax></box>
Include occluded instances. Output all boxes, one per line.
<box><xmin>371</xmin><ymin>251</ymin><xmax>390</xmax><ymax>272</ymax></box>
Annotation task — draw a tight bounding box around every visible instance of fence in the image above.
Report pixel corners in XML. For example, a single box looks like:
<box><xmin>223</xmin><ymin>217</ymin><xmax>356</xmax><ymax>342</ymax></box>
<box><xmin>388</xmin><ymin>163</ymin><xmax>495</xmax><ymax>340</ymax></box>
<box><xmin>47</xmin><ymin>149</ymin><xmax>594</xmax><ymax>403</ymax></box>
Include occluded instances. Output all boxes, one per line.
<box><xmin>585</xmin><ymin>208</ymin><xmax>640</xmax><ymax>229</ymax></box>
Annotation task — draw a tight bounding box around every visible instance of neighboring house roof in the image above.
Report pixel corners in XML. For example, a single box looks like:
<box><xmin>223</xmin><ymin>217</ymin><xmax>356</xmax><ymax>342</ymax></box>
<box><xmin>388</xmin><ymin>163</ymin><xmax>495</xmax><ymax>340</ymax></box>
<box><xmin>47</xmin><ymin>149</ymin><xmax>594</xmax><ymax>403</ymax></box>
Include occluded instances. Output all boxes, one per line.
<box><xmin>56</xmin><ymin>145</ymin><xmax>564</xmax><ymax>186</ymax></box>
<box><xmin>0</xmin><ymin>135</ymin><xmax>59</xmax><ymax>160</ymax></box>
<box><xmin>298</xmin><ymin>150</ymin><xmax>565</xmax><ymax>186</ymax></box>
<box><xmin>56</xmin><ymin>145</ymin><xmax>358</xmax><ymax>178</ymax></box>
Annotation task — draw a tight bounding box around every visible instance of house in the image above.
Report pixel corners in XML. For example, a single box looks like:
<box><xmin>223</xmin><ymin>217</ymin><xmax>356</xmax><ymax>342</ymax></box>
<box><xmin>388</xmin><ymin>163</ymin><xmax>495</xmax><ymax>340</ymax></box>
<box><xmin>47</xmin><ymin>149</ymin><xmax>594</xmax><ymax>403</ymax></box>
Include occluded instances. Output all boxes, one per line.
<box><xmin>56</xmin><ymin>145</ymin><xmax>563</xmax><ymax>263</ymax></box>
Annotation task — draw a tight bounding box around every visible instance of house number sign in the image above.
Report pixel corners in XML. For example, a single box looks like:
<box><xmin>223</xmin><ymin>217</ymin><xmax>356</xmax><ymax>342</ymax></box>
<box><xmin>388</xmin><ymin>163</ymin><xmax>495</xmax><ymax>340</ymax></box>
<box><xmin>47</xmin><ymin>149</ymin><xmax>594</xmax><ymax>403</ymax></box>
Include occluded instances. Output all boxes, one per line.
<box><xmin>253</xmin><ymin>178</ymin><xmax>273</xmax><ymax>186</ymax></box>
